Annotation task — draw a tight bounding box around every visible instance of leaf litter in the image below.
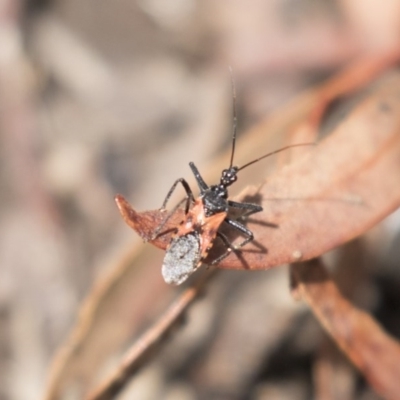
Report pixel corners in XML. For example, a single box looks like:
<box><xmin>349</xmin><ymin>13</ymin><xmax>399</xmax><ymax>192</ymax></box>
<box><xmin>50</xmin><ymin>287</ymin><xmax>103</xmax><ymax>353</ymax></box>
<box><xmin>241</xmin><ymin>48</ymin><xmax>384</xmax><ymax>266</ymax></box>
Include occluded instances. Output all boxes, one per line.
<box><xmin>117</xmin><ymin>71</ymin><xmax>400</xmax><ymax>271</ymax></box>
<box><xmin>48</xmin><ymin>64</ymin><xmax>400</xmax><ymax>400</ymax></box>
<box><xmin>108</xmin><ymin>70</ymin><xmax>400</xmax><ymax>399</ymax></box>
<box><xmin>291</xmin><ymin>258</ymin><xmax>400</xmax><ymax>400</ymax></box>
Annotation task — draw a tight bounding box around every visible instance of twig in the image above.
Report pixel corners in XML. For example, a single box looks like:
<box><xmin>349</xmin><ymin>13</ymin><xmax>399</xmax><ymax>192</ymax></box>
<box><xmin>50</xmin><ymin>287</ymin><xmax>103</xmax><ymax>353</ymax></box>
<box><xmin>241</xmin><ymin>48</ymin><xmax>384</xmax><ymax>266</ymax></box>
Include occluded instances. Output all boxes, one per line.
<box><xmin>86</xmin><ymin>268</ymin><xmax>217</xmax><ymax>400</ymax></box>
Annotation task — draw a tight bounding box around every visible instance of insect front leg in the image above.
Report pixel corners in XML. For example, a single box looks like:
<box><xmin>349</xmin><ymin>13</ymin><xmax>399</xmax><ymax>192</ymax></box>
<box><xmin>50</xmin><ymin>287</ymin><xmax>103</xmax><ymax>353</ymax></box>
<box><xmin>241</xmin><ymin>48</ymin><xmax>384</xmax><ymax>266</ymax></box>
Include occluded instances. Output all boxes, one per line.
<box><xmin>161</xmin><ymin>178</ymin><xmax>194</xmax><ymax>212</ymax></box>
<box><xmin>150</xmin><ymin>178</ymin><xmax>194</xmax><ymax>241</ymax></box>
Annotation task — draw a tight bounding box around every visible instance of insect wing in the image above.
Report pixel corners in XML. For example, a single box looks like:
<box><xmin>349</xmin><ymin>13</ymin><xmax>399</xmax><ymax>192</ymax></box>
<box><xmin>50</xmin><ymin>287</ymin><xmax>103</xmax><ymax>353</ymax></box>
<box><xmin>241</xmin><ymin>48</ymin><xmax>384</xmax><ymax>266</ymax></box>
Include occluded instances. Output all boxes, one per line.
<box><xmin>162</xmin><ymin>232</ymin><xmax>202</xmax><ymax>285</ymax></box>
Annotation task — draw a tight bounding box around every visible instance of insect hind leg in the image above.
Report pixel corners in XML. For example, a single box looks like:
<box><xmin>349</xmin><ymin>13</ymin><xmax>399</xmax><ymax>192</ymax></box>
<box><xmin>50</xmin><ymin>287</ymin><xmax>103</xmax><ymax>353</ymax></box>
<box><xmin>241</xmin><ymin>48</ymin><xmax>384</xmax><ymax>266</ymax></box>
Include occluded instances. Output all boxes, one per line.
<box><xmin>210</xmin><ymin>231</ymin><xmax>236</xmax><ymax>265</ymax></box>
<box><xmin>224</xmin><ymin>217</ymin><xmax>255</xmax><ymax>249</ymax></box>
<box><xmin>210</xmin><ymin>218</ymin><xmax>255</xmax><ymax>265</ymax></box>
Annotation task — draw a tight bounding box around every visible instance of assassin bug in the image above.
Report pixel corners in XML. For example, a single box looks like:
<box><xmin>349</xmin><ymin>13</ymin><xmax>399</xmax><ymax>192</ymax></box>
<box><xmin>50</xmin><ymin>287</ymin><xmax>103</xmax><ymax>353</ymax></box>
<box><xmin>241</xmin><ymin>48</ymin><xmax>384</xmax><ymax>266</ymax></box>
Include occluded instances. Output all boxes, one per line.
<box><xmin>153</xmin><ymin>79</ymin><xmax>313</xmax><ymax>285</ymax></box>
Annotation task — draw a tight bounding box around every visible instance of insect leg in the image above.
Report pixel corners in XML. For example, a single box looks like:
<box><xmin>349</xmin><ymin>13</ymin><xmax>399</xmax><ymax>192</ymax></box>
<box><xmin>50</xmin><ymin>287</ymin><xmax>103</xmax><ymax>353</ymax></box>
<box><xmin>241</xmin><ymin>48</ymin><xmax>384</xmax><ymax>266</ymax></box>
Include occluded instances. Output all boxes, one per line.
<box><xmin>210</xmin><ymin>218</ymin><xmax>255</xmax><ymax>265</ymax></box>
<box><xmin>209</xmin><ymin>231</ymin><xmax>235</xmax><ymax>265</ymax></box>
<box><xmin>150</xmin><ymin>179</ymin><xmax>194</xmax><ymax>241</ymax></box>
<box><xmin>189</xmin><ymin>162</ymin><xmax>208</xmax><ymax>192</ymax></box>
<box><xmin>223</xmin><ymin>217</ymin><xmax>255</xmax><ymax>249</ymax></box>
<box><xmin>150</xmin><ymin>198</ymin><xmax>187</xmax><ymax>240</ymax></box>
<box><xmin>227</xmin><ymin>200</ymin><xmax>263</xmax><ymax>218</ymax></box>
<box><xmin>161</xmin><ymin>178</ymin><xmax>194</xmax><ymax>212</ymax></box>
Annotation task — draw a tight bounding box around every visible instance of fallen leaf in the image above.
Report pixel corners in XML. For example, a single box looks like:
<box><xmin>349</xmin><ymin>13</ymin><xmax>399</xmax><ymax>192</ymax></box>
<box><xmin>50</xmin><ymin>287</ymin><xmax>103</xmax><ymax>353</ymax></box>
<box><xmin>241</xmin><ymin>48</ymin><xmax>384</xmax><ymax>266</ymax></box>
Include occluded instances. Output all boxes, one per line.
<box><xmin>291</xmin><ymin>258</ymin><xmax>400</xmax><ymax>400</ymax></box>
<box><xmin>117</xmin><ymin>71</ymin><xmax>400</xmax><ymax>271</ymax></box>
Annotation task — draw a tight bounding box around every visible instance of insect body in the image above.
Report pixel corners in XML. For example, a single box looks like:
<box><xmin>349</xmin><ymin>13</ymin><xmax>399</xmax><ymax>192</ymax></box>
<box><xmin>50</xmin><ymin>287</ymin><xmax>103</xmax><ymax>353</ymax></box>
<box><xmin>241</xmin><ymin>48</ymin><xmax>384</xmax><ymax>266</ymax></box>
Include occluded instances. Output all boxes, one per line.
<box><xmin>155</xmin><ymin>132</ymin><xmax>312</xmax><ymax>284</ymax></box>
<box><xmin>161</xmin><ymin>198</ymin><xmax>227</xmax><ymax>285</ymax></box>
<box><xmin>151</xmin><ymin>77</ymin><xmax>313</xmax><ymax>285</ymax></box>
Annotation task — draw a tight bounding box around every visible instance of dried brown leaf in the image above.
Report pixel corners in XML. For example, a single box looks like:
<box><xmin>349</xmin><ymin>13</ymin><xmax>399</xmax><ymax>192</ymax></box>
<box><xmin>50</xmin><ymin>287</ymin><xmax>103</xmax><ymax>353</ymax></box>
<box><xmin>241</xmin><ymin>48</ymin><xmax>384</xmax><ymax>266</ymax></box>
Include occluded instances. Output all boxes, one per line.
<box><xmin>292</xmin><ymin>258</ymin><xmax>400</xmax><ymax>400</ymax></box>
<box><xmin>117</xmin><ymin>71</ymin><xmax>400</xmax><ymax>271</ymax></box>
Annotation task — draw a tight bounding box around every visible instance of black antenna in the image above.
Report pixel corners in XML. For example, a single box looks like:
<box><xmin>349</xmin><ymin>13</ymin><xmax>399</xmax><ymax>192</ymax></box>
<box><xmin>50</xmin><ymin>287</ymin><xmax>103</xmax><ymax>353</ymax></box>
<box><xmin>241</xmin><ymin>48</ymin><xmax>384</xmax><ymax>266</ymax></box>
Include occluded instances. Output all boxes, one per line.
<box><xmin>228</xmin><ymin>66</ymin><xmax>237</xmax><ymax>169</ymax></box>
<box><xmin>228</xmin><ymin>68</ymin><xmax>315</xmax><ymax>174</ymax></box>
<box><xmin>238</xmin><ymin>142</ymin><xmax>315</xmax><ymax>172</ymax></box>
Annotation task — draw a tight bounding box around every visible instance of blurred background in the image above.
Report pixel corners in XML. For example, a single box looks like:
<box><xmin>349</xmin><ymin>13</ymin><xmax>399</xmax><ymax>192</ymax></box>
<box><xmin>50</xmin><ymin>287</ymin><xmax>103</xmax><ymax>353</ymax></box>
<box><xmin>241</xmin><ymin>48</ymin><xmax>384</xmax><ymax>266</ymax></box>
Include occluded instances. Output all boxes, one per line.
<box><xmin>1</xmin><ymin>1</ymin><xmax>400</xmax><ymax>399</ymax></box>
